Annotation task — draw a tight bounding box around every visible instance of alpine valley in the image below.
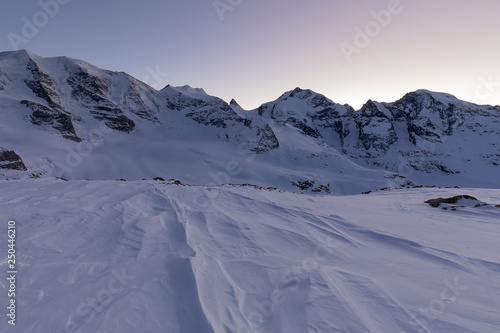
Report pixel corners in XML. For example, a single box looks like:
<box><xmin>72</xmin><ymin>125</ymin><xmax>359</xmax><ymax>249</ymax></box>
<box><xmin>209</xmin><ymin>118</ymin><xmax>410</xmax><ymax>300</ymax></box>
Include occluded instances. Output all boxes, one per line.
<box><xmin>1</xmin><ymin>50</ymin><xmax>499</xmax><ymax>333</ymax></box>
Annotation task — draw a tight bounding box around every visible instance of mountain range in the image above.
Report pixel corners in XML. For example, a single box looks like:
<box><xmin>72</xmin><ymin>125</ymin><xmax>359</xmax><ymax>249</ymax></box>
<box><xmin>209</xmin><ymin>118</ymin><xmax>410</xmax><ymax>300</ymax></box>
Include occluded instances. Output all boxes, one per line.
<box><xmin>0</xmin><ymin>49</ymin><xmax>499</xmax><ymax>193</ymax></box>
<box><xmin>1</xmin><ymin>50</ymin><xmax>500</xmax><ymax>333</ymax></box>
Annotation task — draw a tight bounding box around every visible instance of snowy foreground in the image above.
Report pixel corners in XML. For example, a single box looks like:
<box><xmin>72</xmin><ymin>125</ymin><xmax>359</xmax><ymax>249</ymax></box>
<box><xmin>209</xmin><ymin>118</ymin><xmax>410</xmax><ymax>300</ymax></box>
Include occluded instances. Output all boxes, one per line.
<box><xmin>1</xmin><ymin>179</ymin><xmax>500</xmax><ymax>333</ymax></box>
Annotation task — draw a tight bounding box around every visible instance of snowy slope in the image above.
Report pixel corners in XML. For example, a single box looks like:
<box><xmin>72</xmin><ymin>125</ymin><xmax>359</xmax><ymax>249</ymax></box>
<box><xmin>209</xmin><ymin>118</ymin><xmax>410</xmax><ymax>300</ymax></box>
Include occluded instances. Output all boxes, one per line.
<box><xmin>1</xmin><ymin>50</ymin><xmax>499</xmax><ymax>333</ymax></box>
<box><xmin>246</xmin><ymin>88</ymin><xmax>500</xmax><ymax>189</ymax></box>
<box><xmin>1</xmin><ymin>50</ymin><xmax>499</xmax><ymax>192</ymax></box>
<box><xmin>1</xmin><ymin>179</ymin><xmax>499</xmax><ymax>333</ymax></box>
<box><xmin>0</xmin><ymin>50</ymin><xmax>407</xmax><ymax>195</ymax></box>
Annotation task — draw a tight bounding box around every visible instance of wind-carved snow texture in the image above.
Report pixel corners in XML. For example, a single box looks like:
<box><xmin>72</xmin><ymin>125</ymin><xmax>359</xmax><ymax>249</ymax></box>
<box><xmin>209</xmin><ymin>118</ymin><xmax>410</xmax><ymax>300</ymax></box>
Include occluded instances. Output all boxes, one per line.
<box><xmin>1</xmin><ymin>179</ymin><xmax>499</xmax><ymax>332</ymax></box>
<box><xmin>1</xmin><ymin>50</ymin><xmax>500</xmax><ymax>333</ymax></box>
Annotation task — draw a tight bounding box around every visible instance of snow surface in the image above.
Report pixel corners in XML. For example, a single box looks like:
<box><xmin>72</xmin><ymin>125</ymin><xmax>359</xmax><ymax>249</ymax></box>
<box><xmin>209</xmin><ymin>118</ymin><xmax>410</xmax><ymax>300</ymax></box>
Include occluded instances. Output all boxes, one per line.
<box><xmin>0</xmin><ymin>50</ymin><xmax>499</xmax><ymax>332</ymax></box>
<box><xmin>1</xmin><ymin>179</ymin><xmax>499</xmax><ymax>333</ymax></box>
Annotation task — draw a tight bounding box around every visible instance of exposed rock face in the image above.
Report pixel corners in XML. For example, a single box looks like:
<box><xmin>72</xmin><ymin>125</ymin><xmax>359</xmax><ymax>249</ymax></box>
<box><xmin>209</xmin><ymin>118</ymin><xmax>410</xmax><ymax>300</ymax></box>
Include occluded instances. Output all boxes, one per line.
<box><xmin>425</xmin><ymin>195</ymin><xmax>477</xmax><ymax>207</ymax></box>
<box><xmin>353</xmin><ymin>100</ymin><xmax>397</xmax><ymax>154</ymax></box>
<box><xmin>122</xmin><ymin>74</ymin><xmax>160</xmax><ymax>123</ymax></box>
<box><xmin>229</xmin><ymin>98</ymin><xmax>242</xmax><ymax>110</ymax></box>
<box><xmin>22</xmin><ymin>100</ymin><xmax>81</xmax><ymax>142</ymax></box>
<box><xmin>184</xmin><ymin>99</ymin><xmax>239</xmax><ymax>129</ymax></box>
<box><xmin>0</xmin><ymin>149</ymin><xmax>27</xmax><ymax>171</ymax></box>
<box><xmin>0</xmin><ymin>70</ymin><xmax>5</xmax><ymax>91</ymax></box>
<box><xmin>25</xmin><ymin>58</ymin><xmax>62</xmax><ymax>107</ymax></box>
<box><xmin>256</xmin><ymin>88</ymin><xmax>500</xmax><ymax>177</ymax></box>
<box><xmin>291</xmin><ymin>179</ymin><xmax>331</xmax><ymax>193</ymax></box>
<box><xmin>165</xmin><ymin>90</ymin><xmax>210</xmax><ymax>112</ymax></box>
<box><xmin>0</xmin><ymin>51</ymin><xmax>498</xmax><ymax>186</ymax></box>
<box><xmin>67</xmin><ymin>68</ymin><xmax>136</xmax><ymax>133</ymax></box>
<box><xmin>161</xmin><ymin>85</ymin><xmax>280</xmax><ymax>154</ymax></box>
<box><xmin>24</xmin><ymin>58</ymin><xmax>82</xmax><ymax>141</ymax></box>
<box><xmin>163</xmin><ymin>86</ymin><xmax>242</xmax><ymax>129</ymax></box>
<box><xmin>184</xmin><ymin>98</ymin><xmax>280</xmax><ymax>154</ymax></box>
<box><xmin>0</xmin><ymin>51</ymin><xmax>280</xmax><ymax>155</ymax></box>
<box><xmin>251</xmin><ymin>124</ymin><xmax>280</xmax><ymax>153</ymax></box>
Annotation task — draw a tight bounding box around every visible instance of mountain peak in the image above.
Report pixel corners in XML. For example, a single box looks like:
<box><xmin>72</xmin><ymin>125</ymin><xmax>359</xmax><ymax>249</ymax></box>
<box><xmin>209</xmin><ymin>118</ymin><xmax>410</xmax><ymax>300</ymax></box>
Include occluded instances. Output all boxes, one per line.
<box><xmin>176</xmin><ymin>84</ymin><xmax>207</xmax><ymax>95</ymax></box>
<box><xmin>160</xmin><ymin>84</ymin><xmax>208</xmax><ymax>98</ymax></box>
<box><xmin>0</xmin><ymin>49</ymin><xmax>32</xmax><ymax>56</ymax></box>
<box><xmin>0</xmin><ymin>49</ymin><xmax>34</xmax><ymax>63</ymax></box>
<box><xmin>0</xmin><ymin>50</ymin><xmax>499</xmax><ymax>191</ymax></box>
<box><xmin>229</xmin><ymin>98</ymin><xmax>240</xmax><ymax>108</ymax></box>
<box><xmin>288</xmin><ymin>87</ymin><xmax>313</xmax><ymax>98</ymax></box>
<box><xmin>408</xmin><ymin>89</ymin><xmax>461</xmax><ymax>105</ymax></box>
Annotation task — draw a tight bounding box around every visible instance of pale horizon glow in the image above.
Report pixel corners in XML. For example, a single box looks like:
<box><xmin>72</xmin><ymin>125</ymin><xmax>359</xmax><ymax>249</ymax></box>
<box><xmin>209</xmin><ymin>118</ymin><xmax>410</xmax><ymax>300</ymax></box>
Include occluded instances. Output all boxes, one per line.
<box><xmin>1</xmin><ymin>0</ymin><xmax>499</xmax><ymax>110</ymax></box>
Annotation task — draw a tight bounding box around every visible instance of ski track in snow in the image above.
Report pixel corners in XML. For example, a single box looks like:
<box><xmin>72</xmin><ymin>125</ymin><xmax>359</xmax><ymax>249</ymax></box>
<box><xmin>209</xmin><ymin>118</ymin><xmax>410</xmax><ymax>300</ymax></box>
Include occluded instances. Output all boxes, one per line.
<box><xmin>0</xmin><ymin>179</ymin><xmax>499</xmax><ymax>333</ymax></box>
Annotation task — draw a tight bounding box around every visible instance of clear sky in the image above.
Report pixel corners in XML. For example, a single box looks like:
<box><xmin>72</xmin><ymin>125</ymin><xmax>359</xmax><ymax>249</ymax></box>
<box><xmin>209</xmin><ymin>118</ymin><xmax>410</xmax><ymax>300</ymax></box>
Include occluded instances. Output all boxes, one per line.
<box><xmin>1</xmin><ymin>0</ymin><xmax>499</xmax><ymax>110</ymax></box>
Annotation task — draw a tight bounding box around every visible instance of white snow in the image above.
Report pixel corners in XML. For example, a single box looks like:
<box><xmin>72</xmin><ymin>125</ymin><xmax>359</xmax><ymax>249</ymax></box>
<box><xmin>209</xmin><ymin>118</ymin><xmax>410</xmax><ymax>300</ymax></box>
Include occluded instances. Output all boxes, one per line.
<box><xmin>0</xmin><ymin>50</ymin><xmax>499</xmax><ymax>333</ymax></box>
<box><xmin>1</xmin><ymin>179</ymin><xmax>499</xmax><ymax>332</ymax></box>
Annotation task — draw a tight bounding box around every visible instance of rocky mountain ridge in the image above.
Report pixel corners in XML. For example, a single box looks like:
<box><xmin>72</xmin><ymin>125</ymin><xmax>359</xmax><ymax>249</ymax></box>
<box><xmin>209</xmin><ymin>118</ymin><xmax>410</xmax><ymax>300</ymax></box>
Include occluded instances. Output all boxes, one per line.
<box><xmin>250</xmin><ymin>87</ymin><xmax>500</xmax><ymax>186</ymax></box>
<box><xmin>0</xmin><ymin>50</ymin><xmax>498</xmax><ymax>191</ymax></box>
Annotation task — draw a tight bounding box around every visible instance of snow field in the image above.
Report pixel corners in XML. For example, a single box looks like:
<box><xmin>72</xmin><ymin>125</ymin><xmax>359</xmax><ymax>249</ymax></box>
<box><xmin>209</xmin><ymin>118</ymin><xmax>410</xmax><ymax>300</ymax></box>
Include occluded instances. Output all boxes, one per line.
<box><xmin>0</xmin><ymin>179</ymin><xmax>499</xmax><ymax>332</ymax></box>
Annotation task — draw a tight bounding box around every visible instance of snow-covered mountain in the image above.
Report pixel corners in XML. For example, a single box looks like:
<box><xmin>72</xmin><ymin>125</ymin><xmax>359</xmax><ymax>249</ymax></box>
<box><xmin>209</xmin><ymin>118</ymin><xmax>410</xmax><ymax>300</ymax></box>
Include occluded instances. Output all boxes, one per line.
<box><xmin>1</xmin><ymin>50</ymin><xmax>500</xmax><ymax>333</ymax></box>
<box><xmin>250</xmin><ymin>87</ymin><xmax>500</xmax><ymax>188</ymax></box>
<box><xmin>0</xmin><ymin>50</ymin><xmax>499</xmax><ymax>193</ymax></box>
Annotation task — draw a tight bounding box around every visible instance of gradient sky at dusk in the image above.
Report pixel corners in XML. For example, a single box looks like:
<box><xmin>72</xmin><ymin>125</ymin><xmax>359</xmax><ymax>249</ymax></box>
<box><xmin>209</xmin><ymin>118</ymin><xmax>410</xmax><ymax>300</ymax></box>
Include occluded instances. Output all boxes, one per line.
<box><xmin>1</xmin><ymin>0</ymin><xmax>499</xmax><ymax>110</ymax></box>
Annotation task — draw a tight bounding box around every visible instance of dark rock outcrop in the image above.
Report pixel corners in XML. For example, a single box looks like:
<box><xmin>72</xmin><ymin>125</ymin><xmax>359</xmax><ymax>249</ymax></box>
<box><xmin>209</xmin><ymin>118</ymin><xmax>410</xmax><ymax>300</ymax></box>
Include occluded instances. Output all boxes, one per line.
<box><xmin>22</xmin><ymin>100</ymin><xmax>81</xmax><ymax>142</ymax></box>
<box><xmin>0</xmin><ymin>149</ymin><xmax>27</xmax><ymax>171</ymax></box>
<box><xmin>256</xmin><ymin>88</ymin><xmax>499</xmax><ymax>177</ymax></box>
<box><xmin>251</xmin><ymin>124</ymin><xmax>280</xmax><ymax>153</ymax></box>
<box><xmin>424</xmin><ymin>195</ymin><xmax>477</xmax><ymax>207</ymax></box>
<box><xmin>22</xmin><ymin>58</ymin><xmax>82</xmax><ymax>141</ymax></box>
<box><xmin>67</xmin><ymin>68</ymin><xmax>135</xmax><ymax>133</ymax></box>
